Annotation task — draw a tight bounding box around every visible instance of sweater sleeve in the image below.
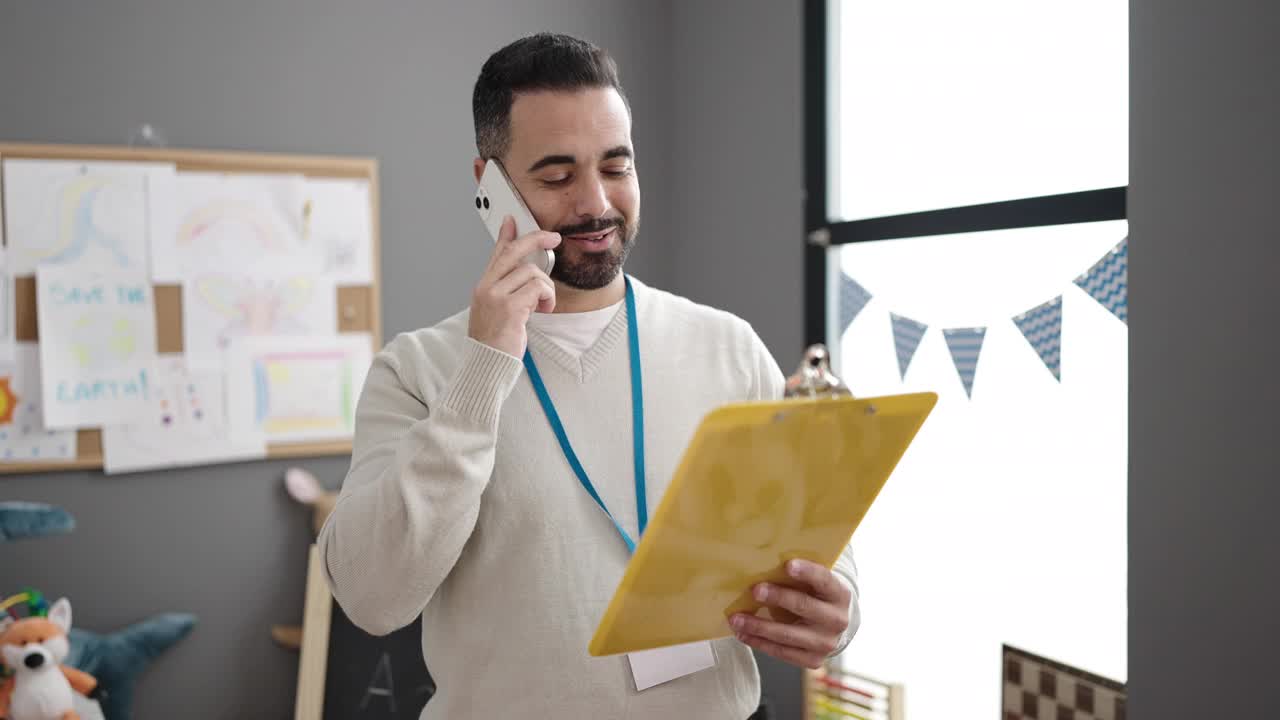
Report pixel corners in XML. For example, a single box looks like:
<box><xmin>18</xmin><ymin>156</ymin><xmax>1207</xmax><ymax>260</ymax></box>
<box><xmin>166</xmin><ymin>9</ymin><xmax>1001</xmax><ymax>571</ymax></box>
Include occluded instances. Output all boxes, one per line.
<box><xmin>317</xmin><ymin>336</ymin><xmax>525</xmax><ymax>635</ymax></box>
<box><xmin>829</xmin><ymin>546</ymin><xmax>861</xmax><ymax>656</ymax></box>
<box><xmin>746</xmin><ymin>326</ymin><xmax>862</xmax><ymax>656</ymax></box>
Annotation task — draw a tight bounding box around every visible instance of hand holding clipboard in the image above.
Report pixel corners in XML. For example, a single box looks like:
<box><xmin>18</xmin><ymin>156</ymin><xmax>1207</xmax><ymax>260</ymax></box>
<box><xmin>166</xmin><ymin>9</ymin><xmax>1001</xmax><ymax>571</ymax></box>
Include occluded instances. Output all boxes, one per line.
<box><xmin>589</xmin><ymin>345</ymin><xmax>937</xmax><ymax>658</ymax></box>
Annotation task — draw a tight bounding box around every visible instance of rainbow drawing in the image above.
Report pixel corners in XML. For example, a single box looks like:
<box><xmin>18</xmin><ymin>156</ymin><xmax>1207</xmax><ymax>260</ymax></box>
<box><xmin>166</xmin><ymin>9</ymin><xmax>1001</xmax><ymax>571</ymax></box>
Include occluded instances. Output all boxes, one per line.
<box><xmin>175</xmin><ymin>199</ymin><xmax>286</xmax><ymax>252</ymax></box>
<box><xmin>20</xmin><ymin>175</ymin><xmax>138</xmax><ymax>268</ymax></box>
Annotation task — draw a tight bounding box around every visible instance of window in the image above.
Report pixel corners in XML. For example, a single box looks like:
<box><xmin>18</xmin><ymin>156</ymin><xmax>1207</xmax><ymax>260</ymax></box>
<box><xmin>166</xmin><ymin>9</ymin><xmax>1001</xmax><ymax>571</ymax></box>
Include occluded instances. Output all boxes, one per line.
<box><xmin>828</xmin><ymin>0</ymin><xmax>1128</xmax><ymax>221</ymax></box>
<box><xmin>805</xmin><ymin>2</ymin><xmax>1128</xmax><ymax>717</ymax></box>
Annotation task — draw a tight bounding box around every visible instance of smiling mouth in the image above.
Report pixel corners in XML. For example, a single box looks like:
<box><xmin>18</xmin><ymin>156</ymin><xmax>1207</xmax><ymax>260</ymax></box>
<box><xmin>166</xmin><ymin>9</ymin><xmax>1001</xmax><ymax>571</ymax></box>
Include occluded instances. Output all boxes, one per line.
<box><xmin>565</xmin><ymin>228</ymin><xmax>616</xmax><ymax>247</ymax></box>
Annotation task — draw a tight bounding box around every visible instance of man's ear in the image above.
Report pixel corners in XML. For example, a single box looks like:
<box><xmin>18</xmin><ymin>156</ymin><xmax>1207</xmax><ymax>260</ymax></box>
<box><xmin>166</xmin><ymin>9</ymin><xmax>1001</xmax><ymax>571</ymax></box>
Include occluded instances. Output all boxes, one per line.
<box><xmin>473</xmin><ymin>157</ymin><xmax>486</xmax><ymax>183</ymax></box>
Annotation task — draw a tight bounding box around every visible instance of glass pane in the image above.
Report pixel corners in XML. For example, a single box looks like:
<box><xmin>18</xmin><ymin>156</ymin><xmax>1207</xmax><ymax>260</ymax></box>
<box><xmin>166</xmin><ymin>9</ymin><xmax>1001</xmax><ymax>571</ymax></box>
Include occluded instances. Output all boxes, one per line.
<box><xmin>826</xmin><ymin>221</ymin><xmax>1128</xmax><ymax>719</ymax></box>
<box><xmin>829</xmin><ymin>0</ymin><xmax>1128</xmax><ymax>220</ymax></box>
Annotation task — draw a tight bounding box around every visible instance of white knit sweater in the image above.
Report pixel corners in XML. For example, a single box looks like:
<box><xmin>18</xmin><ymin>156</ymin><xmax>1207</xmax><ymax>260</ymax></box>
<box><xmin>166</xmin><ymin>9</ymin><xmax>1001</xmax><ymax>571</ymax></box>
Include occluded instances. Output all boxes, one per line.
<box><xmin>318</xmin><ymin>277</ymin><xmax>859</xmax><ymax>719</ymax></box>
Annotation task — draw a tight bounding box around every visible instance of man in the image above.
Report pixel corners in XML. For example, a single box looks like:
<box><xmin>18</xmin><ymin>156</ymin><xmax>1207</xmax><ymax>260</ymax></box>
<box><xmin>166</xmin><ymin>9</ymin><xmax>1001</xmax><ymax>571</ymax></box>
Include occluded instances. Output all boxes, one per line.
<box><xmin>319</xmin><ymin>32</ymin><xmax>859</xmax><ymax>718</ymax></box>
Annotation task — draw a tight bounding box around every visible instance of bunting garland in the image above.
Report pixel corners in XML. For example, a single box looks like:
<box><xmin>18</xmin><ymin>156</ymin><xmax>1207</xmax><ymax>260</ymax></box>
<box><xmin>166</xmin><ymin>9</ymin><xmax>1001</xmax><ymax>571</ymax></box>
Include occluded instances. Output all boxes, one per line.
<box><xmin>890</xmin><ymin>313</ymin><xmax>928</xmax><ymax>380</ymax></box>
<box><xmin>837</xmin><ymin>237</ymin><xmax>1127</xmax><ymax>399</ymax></box>
<box><xmin>1013</xmin><ymin>296</ymin><xmax>1063</xmax><ymax>381</ymax></box>
<box><xmin>838</xmin><ymin>272</ymin><xmax>873</xmax><ymax>337</ymax></box>
<box><xmin>1074</xmin><ymin>236</ymin><xmax>1128</xmax><ymax>324</ymax></box>
<box><xmin>943</xmin><ymin>328</ymin><xmax>986</xmax><ymax>398</ymax></box>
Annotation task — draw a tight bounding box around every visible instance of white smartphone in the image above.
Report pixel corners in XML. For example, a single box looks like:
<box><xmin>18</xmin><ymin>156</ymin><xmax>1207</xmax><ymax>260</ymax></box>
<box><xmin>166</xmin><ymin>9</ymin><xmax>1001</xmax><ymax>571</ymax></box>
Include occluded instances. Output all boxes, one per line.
<box><xmin>475</xmin><ymin>159</ymin><xmax>555</xmax><ymax>275</ymax></box>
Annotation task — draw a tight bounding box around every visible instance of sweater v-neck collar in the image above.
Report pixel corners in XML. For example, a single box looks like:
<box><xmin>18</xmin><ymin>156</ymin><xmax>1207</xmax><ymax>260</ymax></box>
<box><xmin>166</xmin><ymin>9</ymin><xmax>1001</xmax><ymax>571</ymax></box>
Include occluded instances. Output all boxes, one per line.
<box><xmin>526</xmin><ymin>292</ymin><xmax>631</xmax><ymax>383</ymax></box>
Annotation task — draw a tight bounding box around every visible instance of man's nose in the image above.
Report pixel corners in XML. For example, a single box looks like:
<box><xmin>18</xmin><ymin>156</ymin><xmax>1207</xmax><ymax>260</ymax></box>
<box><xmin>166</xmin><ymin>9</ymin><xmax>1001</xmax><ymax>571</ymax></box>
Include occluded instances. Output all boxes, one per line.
<box><xmin>573</xmin><ymin>176</ymin><xmax>611</xmax><ymax>219</ymax></box>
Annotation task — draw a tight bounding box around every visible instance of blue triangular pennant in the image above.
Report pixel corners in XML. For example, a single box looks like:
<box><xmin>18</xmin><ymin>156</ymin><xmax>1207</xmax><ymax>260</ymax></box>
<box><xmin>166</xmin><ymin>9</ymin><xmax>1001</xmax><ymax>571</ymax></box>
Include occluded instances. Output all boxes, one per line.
<box><xmin>1013</xmin><ymin>296</ymin><xmax>1063</xmax><ymax>381</ymax></box>
<box><xmin>889</xmin><ymin>313</ymin><xmax>928</xmax><ymax>380</ymax></box>
<box><xmin>1075</xmin><ymin>237</ymin><xmax>1127</xmax><ymax>324</ymax></box>
<box><xmin>838</xmin><ymin>272</ymin><xmax>873</xmax><ymax>335</ymax></box>
<box><xmin>943</xmin><ymin>327</ymin><xmax>986</xmax><ymax>398</ymax></box>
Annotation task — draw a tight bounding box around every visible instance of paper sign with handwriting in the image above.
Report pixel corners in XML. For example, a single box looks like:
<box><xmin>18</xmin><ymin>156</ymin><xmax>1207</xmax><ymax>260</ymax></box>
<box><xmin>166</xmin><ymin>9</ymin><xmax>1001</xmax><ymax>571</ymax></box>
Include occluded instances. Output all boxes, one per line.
<box><xmin>36</xmin><ymin>266</ymin><xmax>157</xmax><ymax>429</ymax></box>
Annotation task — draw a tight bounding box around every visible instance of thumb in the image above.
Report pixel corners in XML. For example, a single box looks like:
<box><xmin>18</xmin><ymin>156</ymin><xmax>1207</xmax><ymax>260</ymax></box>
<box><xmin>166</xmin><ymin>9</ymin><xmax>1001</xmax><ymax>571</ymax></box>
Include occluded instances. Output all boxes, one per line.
<box><xmin>498</xmin><ymin>215</ymin><xmax>517</xmax><ymax>244</ymax></box>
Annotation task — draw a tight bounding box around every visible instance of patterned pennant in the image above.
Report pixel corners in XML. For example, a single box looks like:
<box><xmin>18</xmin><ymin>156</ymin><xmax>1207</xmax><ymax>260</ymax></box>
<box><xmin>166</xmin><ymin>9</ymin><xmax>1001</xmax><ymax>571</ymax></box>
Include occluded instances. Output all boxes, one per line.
<box><xmin>1013</xmin><ymin>296</ymin><xmax>1063</xmax><ymax>381</ymax></box>
<box><xmin>943</xmin><ymin>327</ymin><xmax>986</xmax><ymax>398</ymax></box>
<box><xmin>1075</xmin><ymin>237</ymin><xmax>1127</xmax><ymax>324</ymax></box>
<box><xmin>838</xmin><ymin>272</ymin><xmax>873</xmax><ymax>335</ymax></box>
<box><xmin>890</xmin><ymin>313</ymin><xmax>928</xmax><ymax>380</ymax></box>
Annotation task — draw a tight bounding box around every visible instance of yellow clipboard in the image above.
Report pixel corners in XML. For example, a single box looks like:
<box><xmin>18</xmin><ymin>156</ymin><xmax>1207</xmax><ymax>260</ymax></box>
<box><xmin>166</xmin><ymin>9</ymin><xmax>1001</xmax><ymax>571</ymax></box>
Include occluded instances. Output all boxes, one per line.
<box><xmin>588</xmin><ymin>390</ymin><xmax>937</xmax><ymax>656</ymax></box>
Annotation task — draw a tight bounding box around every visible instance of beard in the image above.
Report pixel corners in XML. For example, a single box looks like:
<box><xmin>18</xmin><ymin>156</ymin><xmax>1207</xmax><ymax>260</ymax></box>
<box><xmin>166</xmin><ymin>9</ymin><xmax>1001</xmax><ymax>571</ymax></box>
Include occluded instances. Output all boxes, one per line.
<box><xmin>549</xmin><ymin>214</ymin><xmax>639</xmax><ymax>290</ymax></box>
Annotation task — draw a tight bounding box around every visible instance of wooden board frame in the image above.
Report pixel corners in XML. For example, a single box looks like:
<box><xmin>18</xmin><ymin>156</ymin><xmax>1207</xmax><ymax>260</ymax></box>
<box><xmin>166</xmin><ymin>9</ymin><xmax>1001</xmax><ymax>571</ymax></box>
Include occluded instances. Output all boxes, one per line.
<box><xmin>0</xmin><ymin>142</ymin><xmax>382</xmax><ymax>474</ymax></box>
<box><xmin>295</xmin><ymin>544</ymin><xmax>334</xmax><ymax>720</ymax></box>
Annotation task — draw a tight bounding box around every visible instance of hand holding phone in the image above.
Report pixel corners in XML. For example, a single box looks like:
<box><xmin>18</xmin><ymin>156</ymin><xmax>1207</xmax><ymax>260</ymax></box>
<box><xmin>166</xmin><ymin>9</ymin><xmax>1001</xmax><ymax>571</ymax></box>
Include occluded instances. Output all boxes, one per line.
<box><xmin>468</xmin><ymin>160</ymin><xmax>561</xmax><ymax>358</ymax></box>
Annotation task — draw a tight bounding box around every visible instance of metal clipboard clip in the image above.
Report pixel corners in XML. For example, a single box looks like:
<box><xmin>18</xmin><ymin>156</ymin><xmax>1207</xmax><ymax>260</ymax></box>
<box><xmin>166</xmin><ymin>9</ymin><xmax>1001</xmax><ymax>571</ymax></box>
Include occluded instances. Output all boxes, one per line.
<box><xmin>783</xmin><ymin>344</ymin><xmax>852</xmax><ymax>400</ymax></box>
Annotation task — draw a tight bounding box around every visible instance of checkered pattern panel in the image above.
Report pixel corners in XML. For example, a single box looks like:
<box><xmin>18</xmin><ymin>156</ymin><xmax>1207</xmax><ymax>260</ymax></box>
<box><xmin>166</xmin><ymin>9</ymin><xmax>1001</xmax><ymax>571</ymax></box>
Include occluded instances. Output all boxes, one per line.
<box><xmin>1002</xmin><ymin>645</ymin><xmax>1126</xmax><ymax>720</ymax></box>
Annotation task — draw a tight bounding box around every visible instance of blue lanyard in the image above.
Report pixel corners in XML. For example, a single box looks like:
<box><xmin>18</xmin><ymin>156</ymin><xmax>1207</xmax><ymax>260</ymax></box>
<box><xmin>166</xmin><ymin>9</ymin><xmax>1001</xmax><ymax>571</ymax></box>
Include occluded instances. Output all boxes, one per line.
<box><xmin>522</xmin><ymin>276</ymin><xmax>647</xmax><ymax>552</ymax></box>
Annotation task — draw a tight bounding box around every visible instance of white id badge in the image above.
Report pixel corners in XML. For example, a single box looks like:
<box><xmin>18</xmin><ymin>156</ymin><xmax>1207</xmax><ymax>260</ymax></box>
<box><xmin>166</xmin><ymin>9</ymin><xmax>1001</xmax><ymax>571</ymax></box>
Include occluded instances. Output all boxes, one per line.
<box><xmin>628</xmin><ymin>641</ymin><xmax>716</xmax><ymax>691</ymax></box>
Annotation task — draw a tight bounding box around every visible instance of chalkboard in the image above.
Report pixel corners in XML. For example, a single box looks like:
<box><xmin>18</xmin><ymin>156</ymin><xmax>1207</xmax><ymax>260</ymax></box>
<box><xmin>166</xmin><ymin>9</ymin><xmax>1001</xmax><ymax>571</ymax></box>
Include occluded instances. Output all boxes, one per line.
<box><xmin>323</xmin><ymin>604</ymin><xmax>434</xmax><ymax>719</ymax></box>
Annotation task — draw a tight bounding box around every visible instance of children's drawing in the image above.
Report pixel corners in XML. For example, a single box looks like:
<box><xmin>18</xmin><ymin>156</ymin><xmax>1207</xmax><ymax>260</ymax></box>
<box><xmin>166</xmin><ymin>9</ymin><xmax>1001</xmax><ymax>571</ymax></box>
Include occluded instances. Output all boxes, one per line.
<box><xmin>303</xmin><ymin>177</ymin><xmax>374</xmax><ymax>285</ymax></box>
<box><xmin>150</xmin><ymin>172</ymin><xmax>324</xmax><ymax>281</ymax></box>
<box><xmin>0</xmin><ymin>344</ymin><xmax>78</xmax><ymax>462</ymax></box>
<box><xmin>101</xmin><ymin>355</ymin><xmax>265</xmax><ymax>474</ymax></box>
<box><xmin>67</xmin><ymin>312</ymin><xmax>144</xmax><ymax>371</ymax></box>
<box><xmin>182</xmin><ymin>274</ymin><xmax>337</xmax><ymax>371</ymax></box>
<box><xmin>0</xmin><ymin>376</ymin><xmax>17</xmax><ymax>425</ymax></box>
<box><xmin>2</xmin><ymin>159</ymin><xmax>162</xmax><ymax>274</ymax></box>
<box><xmin>226</xmin><ymin>334</ymin><xmax>371</xmax><ymax>444</ymax></box>
<box><xmin>36</xmin><ymin>266</ymin><xmax>157</xmax><ymax>429</ymax></box>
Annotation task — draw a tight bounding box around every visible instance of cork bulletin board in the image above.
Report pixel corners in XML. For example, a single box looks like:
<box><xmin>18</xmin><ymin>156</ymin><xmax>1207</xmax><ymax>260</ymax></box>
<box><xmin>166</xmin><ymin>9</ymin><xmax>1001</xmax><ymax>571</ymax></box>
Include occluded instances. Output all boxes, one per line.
<box><xmin>0</xmin><ymin>142</ymin><xmax>382</xmax><ymax>474</ymax></box>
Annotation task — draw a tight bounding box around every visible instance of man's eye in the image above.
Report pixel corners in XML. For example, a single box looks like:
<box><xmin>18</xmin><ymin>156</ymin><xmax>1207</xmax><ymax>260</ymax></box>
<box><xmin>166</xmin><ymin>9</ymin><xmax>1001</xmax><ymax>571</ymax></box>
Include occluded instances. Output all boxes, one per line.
<box><xmin>540</xmin><ymin>176</ymin><xmax>570</xmax><ymax>186</ymax></box>
<box><xmin>604</xmin><ymin>166</ymin><xmax>632</xmax><ymax>177</ymax></box>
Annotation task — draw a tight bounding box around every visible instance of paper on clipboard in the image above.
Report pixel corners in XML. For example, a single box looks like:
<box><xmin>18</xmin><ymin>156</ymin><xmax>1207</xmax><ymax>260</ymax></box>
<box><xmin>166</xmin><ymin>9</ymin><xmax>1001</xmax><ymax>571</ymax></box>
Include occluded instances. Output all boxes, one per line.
<box><xmin>588</xmin><ymin>391</ymin><xmax>937</xmax><ymax>657</ymax></box>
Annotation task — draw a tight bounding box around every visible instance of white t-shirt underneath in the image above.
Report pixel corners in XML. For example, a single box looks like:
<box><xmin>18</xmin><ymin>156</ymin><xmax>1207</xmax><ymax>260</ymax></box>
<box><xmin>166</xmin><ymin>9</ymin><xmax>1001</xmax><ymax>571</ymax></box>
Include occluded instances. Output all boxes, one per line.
<box><xmin>526</xmin><ymin>300</ymin><xmax>624</xmax><ymax>358</ymax></box>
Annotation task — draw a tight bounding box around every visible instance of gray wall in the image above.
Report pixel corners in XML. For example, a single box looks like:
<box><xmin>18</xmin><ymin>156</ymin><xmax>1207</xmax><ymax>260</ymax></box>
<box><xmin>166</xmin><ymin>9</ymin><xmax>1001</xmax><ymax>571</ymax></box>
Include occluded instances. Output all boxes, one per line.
<box><xmin>668</xmin><ymin>1</ymin><xmax>806</xmax><ymax>366</ymax></box>
<box><xmin>0</xmin><ymin>1</ymin><xmax>676</xmax><ymax>717</ymax></box>
<box><xmin>1129</xmin><ymin>0</ymin><xmax>1280</xmax><ymax>716</ymax></box>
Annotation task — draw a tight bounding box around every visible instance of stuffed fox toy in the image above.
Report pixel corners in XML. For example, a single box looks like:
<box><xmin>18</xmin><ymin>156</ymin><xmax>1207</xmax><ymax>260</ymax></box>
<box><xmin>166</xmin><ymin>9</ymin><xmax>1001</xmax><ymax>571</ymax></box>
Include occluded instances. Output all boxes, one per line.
<box><xmin>0</xmin><ymin>598</ymin><xmax>98</xmax><ymax>720</ymax></box>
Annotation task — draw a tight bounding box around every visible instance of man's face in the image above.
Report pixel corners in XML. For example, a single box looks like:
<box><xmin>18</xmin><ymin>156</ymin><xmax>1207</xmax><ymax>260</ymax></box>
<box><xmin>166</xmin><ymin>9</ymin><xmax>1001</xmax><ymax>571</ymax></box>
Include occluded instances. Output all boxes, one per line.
<box><xmin>499</xmin><ymin>87</ymin><xmax>640</xmax><ymax>290</ymax></box>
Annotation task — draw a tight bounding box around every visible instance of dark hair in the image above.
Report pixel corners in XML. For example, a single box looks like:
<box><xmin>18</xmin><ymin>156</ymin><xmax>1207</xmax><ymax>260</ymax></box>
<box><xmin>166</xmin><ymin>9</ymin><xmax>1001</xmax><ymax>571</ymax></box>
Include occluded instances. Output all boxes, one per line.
<box><xmin>472</xmin><ymin>33</ymin><xmax>629</xmax><ymax>159</ymax></box>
